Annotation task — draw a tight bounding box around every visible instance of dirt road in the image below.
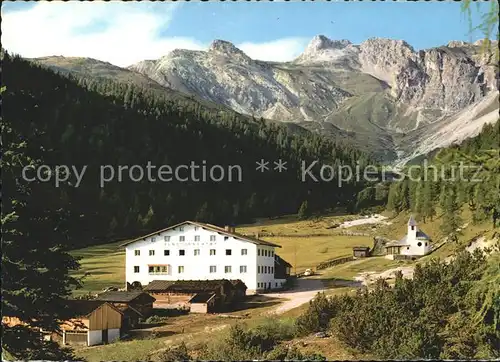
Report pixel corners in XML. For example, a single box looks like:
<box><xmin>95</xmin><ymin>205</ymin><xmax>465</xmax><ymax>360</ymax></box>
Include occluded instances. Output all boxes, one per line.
<box><xmin>266</xmin><ymin>278</ymin><xmax>324</xmax><ymax>315</ymax></box>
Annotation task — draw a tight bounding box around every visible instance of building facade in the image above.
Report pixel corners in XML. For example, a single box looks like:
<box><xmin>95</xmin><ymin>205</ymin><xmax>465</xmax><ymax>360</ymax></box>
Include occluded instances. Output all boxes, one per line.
<box><xmin>122</xmin><ymin>221</ymin><xmax>290</xmax><ymax>293</ymax></box>
<box><xmin>385</xmin><ymin>216</ymin><xmax>432</xmax><ymax>257</ymax></box>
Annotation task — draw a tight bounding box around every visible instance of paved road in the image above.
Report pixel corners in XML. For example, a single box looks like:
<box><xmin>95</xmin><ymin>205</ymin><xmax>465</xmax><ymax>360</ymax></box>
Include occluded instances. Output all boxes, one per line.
<box><xmin>266</xmin><ymin>278</ymin><xmax>324</xmax><ymax>314</ymax></box>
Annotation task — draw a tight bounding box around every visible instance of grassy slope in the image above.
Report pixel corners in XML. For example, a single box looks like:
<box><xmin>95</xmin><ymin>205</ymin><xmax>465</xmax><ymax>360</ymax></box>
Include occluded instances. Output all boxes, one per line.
<box><xmin>70</xmin><ymin>210</ymin><xmax>495</xmax><ymax>361</ymax></box>
<box><xmin>71</xmin><ymin>209</ymin><xmax>492</xmax><ymax>294</ymax></box>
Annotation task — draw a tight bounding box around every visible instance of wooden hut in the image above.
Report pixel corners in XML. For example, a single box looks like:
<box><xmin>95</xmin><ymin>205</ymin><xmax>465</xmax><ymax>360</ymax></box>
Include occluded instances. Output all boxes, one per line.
<box><xmin>352</xmin><ymin>246</ymin><xmax>371</xmax><ymax>258</ymax></box>
<box><xmin>188</xmin><ymin>293</ymin><xmax>217</xmax><ymax>313</ymax></box>
<box><xmin>61</xmin><ymin>300</ymin><xmax>123</xmax><ymax>346</ymax></box>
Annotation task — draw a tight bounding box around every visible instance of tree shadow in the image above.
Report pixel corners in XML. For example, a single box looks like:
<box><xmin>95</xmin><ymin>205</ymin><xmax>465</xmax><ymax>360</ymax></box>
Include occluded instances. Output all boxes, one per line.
<box><xmin>231</xmin><ymin>295</ymin><xmax>284</xmax><ymax>312</ymax></box>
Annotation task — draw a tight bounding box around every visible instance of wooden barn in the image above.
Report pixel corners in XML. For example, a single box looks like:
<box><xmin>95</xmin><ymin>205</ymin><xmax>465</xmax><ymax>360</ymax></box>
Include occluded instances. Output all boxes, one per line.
<box><xmin>2</xmin><ymin>300</ymin><xmax>123</xmax><ymax>347</ymax></box>
<box><xmin>95</xmin><ymin>291</ymin><xmax>155</xmax><ymax>327</ymax></box>
<box><xmin>144</xmin><ymin>279</ymin><xmax>246</xmax><ymax>311</ymax></box>
<box><xmin>60</xmin><ymin>300</ymin><xmax>123</xmax><ymax>346</ymax></box>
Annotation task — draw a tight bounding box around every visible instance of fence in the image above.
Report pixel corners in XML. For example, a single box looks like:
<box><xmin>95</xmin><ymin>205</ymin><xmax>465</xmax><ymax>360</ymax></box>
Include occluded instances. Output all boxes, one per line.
<box><xmin>241</xmin><ymin>231</ymin><xmax>371</xmax><ymax>238</ymax></box>
<box><xmin>316</xmin><ymin>255</ymin><xmax>354</xmax><ymax>270</ymax></box>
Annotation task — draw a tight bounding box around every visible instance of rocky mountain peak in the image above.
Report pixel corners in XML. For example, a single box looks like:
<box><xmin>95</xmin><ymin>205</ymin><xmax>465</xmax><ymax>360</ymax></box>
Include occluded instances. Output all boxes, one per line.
<box><xmin>208</xmin><ymin>39</ymin><xmax>246</xmax><ymax>56</ymax></box>
<box><xmin>305</xmin><ymin>35</ymin><xmax>352</xmax><ymax>53</ymax></box>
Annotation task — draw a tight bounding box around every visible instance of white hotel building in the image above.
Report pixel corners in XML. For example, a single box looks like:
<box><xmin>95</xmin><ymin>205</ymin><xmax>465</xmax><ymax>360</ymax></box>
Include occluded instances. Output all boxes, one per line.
<box><xmin>121</xmin><ymin>221</ymin><xmax>292</xmax><ymax>293</ymax></box>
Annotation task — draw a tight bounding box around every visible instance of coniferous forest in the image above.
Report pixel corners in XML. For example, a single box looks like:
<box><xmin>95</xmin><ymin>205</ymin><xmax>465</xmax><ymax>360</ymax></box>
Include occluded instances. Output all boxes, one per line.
<box><xmin>3</xmin><ymin>53</ymin><xmax>373</xmax><ymax>248</ymax></box>
<box><xmin>386</xmin><ymin>121</ymin><xmax>500</xmax><ymax>234</ymax></box>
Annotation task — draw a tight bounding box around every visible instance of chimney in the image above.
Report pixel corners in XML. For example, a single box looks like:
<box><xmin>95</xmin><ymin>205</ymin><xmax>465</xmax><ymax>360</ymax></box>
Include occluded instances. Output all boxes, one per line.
<box><xmin>255</xmin><ymin>232</ymin><xmax>260</xmax><ymax>239</ymax></box>
<box><xmin>225</xmin><ymin>225</ymin><xmax>235</xmax><ymax>233</ymax></box>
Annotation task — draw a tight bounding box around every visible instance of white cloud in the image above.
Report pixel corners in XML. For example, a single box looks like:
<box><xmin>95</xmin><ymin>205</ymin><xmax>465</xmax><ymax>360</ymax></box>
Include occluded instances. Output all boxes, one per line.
<box><xmin>1</xmin><ymin>3</ymin><xmax>309</xmax><ymax>66</ymax></box>
<box><xmin>237</xmin><ymin>38</ymin><xmax>309</xmax><ymax>62</ymax></box>
<box><xmin>1</xmin><ymin>2</ymin><xmax>205</xmax><ymax>67</ymax></box>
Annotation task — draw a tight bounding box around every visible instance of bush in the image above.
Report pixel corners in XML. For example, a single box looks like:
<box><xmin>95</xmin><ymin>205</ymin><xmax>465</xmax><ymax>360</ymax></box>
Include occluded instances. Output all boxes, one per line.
<box><xmin>295</xmin><ymin>249</ymin><xmax>499</xmax><ymax>359</ymax></box>
<box><xmin>144</xmin><ymin>315</ymin><xmax>168</xmax><ymax>324</ymax></box>
<box><xmin>149</xmin><ymin>342</ymin><xmax>191</xmax><ymax>362</ymax></box>
<box><xmin>199</xmin><ymin>318</ymin><xmax>299</xmax><ymax>361</ymax></box>
<box><xmin>296</xmin><ymin>292</ymin><xmax>338</xmax><ymax>335</ymax></box>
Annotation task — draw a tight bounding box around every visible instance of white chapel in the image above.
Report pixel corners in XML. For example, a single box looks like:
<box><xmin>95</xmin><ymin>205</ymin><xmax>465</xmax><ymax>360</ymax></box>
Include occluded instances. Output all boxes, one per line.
<box><xmin>385</xmin><ymin>215</ymin><xmax>432</xmax><ymax>258</ymax></box>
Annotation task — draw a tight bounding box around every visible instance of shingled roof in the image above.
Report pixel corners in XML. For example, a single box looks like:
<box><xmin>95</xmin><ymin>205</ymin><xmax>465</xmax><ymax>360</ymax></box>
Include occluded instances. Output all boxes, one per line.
<box><xmin>96</xmin><ymin>291</ymin><xmax>156</xmax><ymax>303</ymax></box>
<box><xmin>189</xmin><ymin>293</ymin><xmax>216</xmax><ymax>304</ymax></box>
<box><xmin>65</xmin><ymin>300</ymin><xmax>123</xmax><ymax>318</ymax></box>
<box><xmin>275</xmin><ymin>254</ymin><xmax>292</xmax><ymax>268</ymax></box>
<box><xmin>144</xmin><ymin>279</ymin><xmax>234</xmax><ymax>293</ymax></box>
<box><xmin>119</xmin><ymin>221</ymin><xmax>281</xmax><ymax>248</ymax></box>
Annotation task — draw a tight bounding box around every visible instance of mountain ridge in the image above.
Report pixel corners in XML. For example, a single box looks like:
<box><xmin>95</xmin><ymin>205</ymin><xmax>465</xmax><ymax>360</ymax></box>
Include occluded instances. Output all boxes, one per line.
<box><xmin>32</xmin><ymin>35</ymin><xmax>499</xmax><ymax>163</ymax></box>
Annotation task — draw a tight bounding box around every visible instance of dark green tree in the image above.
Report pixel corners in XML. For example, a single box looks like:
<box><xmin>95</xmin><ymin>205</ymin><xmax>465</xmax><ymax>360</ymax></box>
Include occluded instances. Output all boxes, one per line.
<box><xmin>298</xmin><ymin>201</ymin><xmax>310</xmax><ymax>220</ymax></box>
<box><xmin>1</xmin><ymin>86</ymin><xmax>81</xmax><ymax>359</ymax></box>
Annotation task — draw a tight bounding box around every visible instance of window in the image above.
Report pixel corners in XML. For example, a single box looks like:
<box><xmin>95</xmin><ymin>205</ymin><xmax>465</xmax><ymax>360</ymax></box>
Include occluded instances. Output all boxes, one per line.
<box><xmin>164</xmin><ymin>250</ymin><xmax>170</xmax><ymax>256</ymax></box>
<box><xmin>258</xmin><ymin>249</ymin><xmax>261</xmax><ymax>256</ymax></box>
<box><xmin>210</xmin><ymin>249</ymin><xmax>216</xmax><ymax>256</ymax></box>
<box><xmin>179</xmin><ymin>226</ymin><xmax>184</xmax><ymax>231</ymax></box>
<box><xmin>225</xmin><ymin>266</ymin><xmax>232</xmax><ymax>273</ymax></box>
<box><xmin>264</xmin><ymin>250</ymin><xmax>268</xmax><ymax>257</ymax></box>
<box><xmin>407</xmin><ymin>247</ymin><xmax>410</xmax><ymax>250</ymax></box>
<box><xmin>194</xmin><ymin>226</ymin><xmax>199</xmax><ymax>231</ymax></box>
<box><xmin>194</xmin><ymin>235</ymin><xmax>200</xmax><ymax>242</ymax></box>
<box><xmin>271</xmin><ymin>267</ymin><xmax>274</xmax><ymax>274</ymax></box>
<box><xmin>178</xmin><ymin>266</ymin><xmax>184</xmax><ymax>273</ymax></box>
<box><xmin>241</xmin><ymin>249</ymin><xmax>247</xmax><ymax>255</ymax></box>
<box><xmin>411</xmin><ymin>226</ymin><xmax>415</xmax><ymax>231</ymax></box>
<box><xmin>224</xmin><ymin>236</ymin><xmax>229</xmax><ymax>241</ymax></box>
<box><xmin>134</xmin><ymin>266</ymin><xmax>140</xmax><ymax>273</ymax></box>
<box><xmin>194</xmin><ymin>249</ymin><xmax>200</xmax><ymax>256</ymax></box>
<box><xmin>240</xmin><ymin>266</ymin><xmax>247</xmax><ymax>273</ymax></box>
<box><xmin>149</xmin><ymin>250</ymin><xmax>155</xmax><ymax>256</ymax></box>
<box><xmin>164</xmin><ymin>236</ymin><xmax>170</xmax><ymax>242</ymax></box>
<box><xmin>134</xmin><ymin>250</ymin><xmax>140</xmax><ymax>256</ymax></box>
<box><xmin>151</xmin><ymin>236</ymin><xmax>156</xmax><ymax>242</ymax></box>
<box><xmin>264</xmin><ymin>266</ymin><xmax>268</xmax><ymax>273</ymax></box>
<box><xmin>226</xmin><ymin>249</ymin><xmax>232</xmax><ymax>256</ymax></box>
<box><xmin>417</xmin><ymin>242</ymin><xmax>422</xmax><ymax>247</ymax></box>
<box><xmin>179</xmin><ymin>250</ymin><xmax>185</xmax><ymax>256</ymax></box>
<box><xmin>257</xmin><ymin>266</ymin><xmax>261</xmax><ymax>273</ymax></box>
<box><xmin>179</xmin><ymin>236</ymin><xmax>185</xmax><ymax>242</ymax></box>
<box><xmin>148</xmin><ymin>265</ymin><xmax>169</xmax><ymax>275</ymax></box>
<box><xmin>271</xmin><ymin>251</ymin><xmax>274</xmax><ymax>257</ymax></box>
<box><xmin>210</xmin><ymin>235</ymin><xmax>216</xmax><ymax>242</ymax></box>
<box><xmin>210</xmin><ymin>266</ymin><xmax>217</xmax><ymax>273</ymax></box>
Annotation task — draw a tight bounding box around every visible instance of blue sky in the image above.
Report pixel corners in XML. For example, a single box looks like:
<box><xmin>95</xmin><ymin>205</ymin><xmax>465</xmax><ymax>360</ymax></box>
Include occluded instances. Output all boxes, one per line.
<box><xmin>1</xmin><ymin>1</ymin><xmax>490</xmax><ymax>67</ymax></box>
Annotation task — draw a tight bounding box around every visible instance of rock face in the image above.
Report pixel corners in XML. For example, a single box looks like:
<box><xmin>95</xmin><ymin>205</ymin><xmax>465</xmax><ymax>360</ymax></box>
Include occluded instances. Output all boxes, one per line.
<box><xmin>35</xmin><ymin>35</ymin><xmax>498</xmax><ymax>163</ymax></box>
<box><xmin>129</xmin><ymin>35</ymin><xmax>497</xmax><ymax>125</ymax></box>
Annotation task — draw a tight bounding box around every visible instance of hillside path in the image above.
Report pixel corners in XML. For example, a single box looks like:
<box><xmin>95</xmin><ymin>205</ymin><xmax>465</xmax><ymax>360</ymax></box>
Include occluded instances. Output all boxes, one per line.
<box><xmin>265</xmin><ymin>278</ymin><xmax>324</xmax><ymax>315</ymax></box>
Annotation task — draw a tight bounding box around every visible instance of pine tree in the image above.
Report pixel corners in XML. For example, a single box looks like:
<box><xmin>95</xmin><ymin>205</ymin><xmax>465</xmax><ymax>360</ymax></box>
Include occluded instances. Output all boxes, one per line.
<box><xmin>440</xmin><ymin>184</ymin><xmax>463</xmax><ymax>243</ymax></box>
<box><xmin>421</xmin><ymin>180</ymin><xmax>436</xmax><ymax>222</ymax></box>
<box><xmin>298</xmin><ymin>200</ymin><xmax>310</xmax><ymax>220</ymax></box>
<box><xmin>1</xmin><ymin>87</ymin><xmax>81</xmax><ymax>359</ymax></box>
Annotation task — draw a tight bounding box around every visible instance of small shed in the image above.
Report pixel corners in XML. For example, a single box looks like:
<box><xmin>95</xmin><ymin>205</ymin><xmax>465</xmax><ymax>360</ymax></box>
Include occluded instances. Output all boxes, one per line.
<box><xmin>2</xmin><ymin>300</ymin><xmax>123</xmax><ymax>347</ymax></box>
<box><xmin>352</xmin><ymin>246</ymin><xmax>371</xmax><ymax>258</ymax></box>
<box><xmin>62</xmin><ymin>300</ymin><xmax>123</xmax><ymax>346</ymax></box>
<box><xmin>189</xmin><ymin>293</ymin><xmax>216</xmax><ymax>314</ymax></box>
